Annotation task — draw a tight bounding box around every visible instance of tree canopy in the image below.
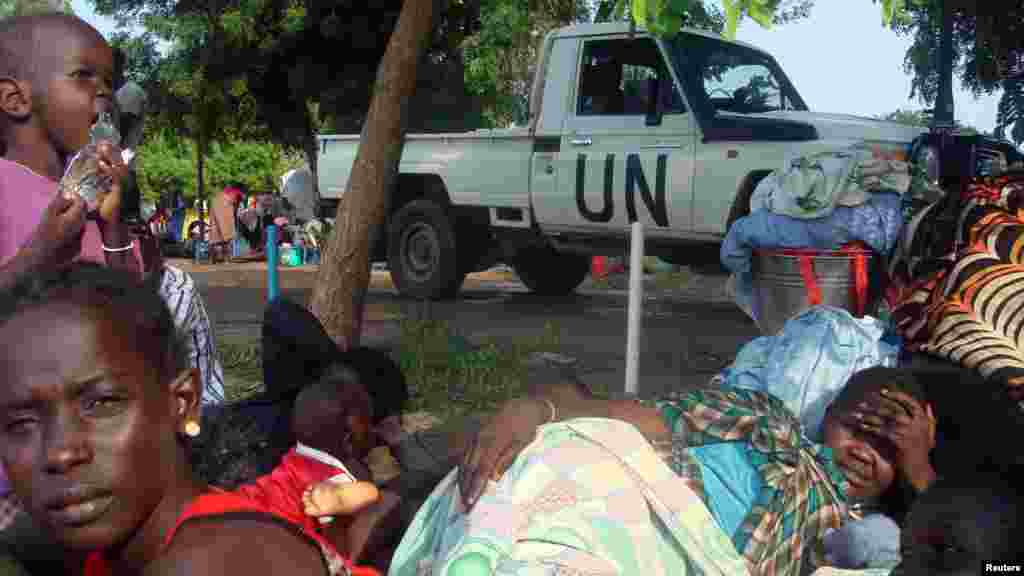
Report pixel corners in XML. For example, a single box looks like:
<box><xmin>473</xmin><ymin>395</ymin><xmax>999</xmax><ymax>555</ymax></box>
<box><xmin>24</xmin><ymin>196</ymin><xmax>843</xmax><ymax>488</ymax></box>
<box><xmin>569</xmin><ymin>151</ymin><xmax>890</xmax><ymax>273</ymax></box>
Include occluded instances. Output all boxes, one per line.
<box><xmin>871</xmin><ymin>1</ymin><xmax>1024</xmax><ymax>144</ymax></box>
<box><xmin>879</xmin><ymin>108</ymin><xmax>981</xmax><ymax>134</ymax></box>
<box><xmin>68</xmin><ymin>0</ymin><xmax>823</xmax><ymax>198</ymax></box>
<box><xmin>610</xmin><ymin>0</ymin><xmax>812</xmax><ymax>39</ymax></box>
<box><xmin>0</xmin><ymin>0</ymin><xmax>72</xmax><ymax>17</ymax></box>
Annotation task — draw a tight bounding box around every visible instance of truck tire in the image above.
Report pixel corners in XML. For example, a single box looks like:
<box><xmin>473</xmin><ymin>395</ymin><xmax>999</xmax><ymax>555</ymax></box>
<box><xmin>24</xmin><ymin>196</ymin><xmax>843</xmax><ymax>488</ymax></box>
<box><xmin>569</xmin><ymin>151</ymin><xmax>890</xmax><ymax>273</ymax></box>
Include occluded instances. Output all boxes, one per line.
<box><xmin>387</xmin><ymin>199</ymin><xmax>465</xmax><ymax>300</ymax></box>
<box><xmin>725</xmin><ymin>170</ymin><xmax>772</xmax><ymax>233</ymax></box>
<box><xmin>511</xmin><ymin>246</ymin><xmax>590</xmax><ymax>296</ymax></box>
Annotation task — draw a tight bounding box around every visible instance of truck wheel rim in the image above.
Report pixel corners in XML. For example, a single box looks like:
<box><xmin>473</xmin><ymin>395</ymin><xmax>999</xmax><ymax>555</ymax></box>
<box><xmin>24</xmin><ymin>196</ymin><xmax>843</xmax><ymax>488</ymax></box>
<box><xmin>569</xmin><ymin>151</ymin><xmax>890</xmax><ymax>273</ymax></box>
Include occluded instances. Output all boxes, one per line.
<box><xmin>402</xmin><ymin>222</ymin><xmax>439</xmax><ymax>283</ymax></box>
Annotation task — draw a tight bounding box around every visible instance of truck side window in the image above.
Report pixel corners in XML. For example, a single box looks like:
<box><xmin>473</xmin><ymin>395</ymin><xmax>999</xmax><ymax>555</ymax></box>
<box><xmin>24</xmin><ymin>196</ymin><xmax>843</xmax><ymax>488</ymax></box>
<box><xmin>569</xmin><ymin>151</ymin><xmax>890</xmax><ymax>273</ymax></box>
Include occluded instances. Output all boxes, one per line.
<box><xmin>577</xmin><ymin>38</ymin><xmax>686</xmax><ymax>117</ymax></box>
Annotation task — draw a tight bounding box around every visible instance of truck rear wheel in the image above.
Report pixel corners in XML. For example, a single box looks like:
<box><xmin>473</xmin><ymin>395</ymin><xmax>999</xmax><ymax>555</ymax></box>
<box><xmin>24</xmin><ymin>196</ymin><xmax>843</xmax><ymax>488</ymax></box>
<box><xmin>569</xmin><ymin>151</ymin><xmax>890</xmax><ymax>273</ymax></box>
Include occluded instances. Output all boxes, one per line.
<box><xmin>725</xmin><ymin>170</ymin><xmax>772</xmax><ymax>233</ymax></box>
<box><xmin>511</xmin><ymin>246</ymin><xmax>590</xmax><ymax>296</ymax></box>
<box><xmin>387</xmin><ymin>199</ymin><xmax>465</xmax><ymax>300</ymax></box>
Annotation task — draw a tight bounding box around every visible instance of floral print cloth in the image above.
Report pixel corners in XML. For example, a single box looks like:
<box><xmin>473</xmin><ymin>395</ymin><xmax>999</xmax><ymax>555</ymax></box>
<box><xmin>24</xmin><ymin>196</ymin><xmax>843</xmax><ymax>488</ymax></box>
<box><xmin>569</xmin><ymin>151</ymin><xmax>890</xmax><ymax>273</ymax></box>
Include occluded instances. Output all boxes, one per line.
<box><xmin>388</xmin><ymin>418</ymin><xmax>752</xmax><ymax>576</ymax></box>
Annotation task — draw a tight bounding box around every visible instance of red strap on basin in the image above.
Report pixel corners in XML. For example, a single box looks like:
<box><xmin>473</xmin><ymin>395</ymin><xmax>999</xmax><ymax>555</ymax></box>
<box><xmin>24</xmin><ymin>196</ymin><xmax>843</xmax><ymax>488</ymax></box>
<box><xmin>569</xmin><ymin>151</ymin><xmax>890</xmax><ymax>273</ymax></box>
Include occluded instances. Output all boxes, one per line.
<box><xmin>798</xmin><ymin>254</ymin><xmax>822</xmax><ymax>306</ymax></box>
<box><xmin>771</xmin><ymin>244</ymin><xmax>871</xmax><ymax>315</ymax></box>
<box><xmin>842</xmin><ymin>241</ymin><xmax>870</xmax><ymax>317</ymax></box>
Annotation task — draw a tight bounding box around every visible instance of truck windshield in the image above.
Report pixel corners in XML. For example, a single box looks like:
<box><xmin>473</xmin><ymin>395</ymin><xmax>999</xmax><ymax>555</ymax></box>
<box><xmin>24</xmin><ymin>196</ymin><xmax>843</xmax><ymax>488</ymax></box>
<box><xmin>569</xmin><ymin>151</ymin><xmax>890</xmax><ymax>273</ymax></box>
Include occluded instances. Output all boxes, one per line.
<box><xmin>669</xmin><ymin>34</ymin><xmax>807</xmax><ymax>115</ymax></box>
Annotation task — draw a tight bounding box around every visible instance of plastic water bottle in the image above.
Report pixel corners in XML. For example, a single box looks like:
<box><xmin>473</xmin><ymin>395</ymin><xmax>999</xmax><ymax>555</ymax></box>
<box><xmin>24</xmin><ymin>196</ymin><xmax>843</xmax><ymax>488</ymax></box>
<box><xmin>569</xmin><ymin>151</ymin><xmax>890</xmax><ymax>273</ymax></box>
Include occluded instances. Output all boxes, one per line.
<box><xmin>58</xmin><ymin>112</ymin><xmax>121</xmax><ymax>213</ymax></box>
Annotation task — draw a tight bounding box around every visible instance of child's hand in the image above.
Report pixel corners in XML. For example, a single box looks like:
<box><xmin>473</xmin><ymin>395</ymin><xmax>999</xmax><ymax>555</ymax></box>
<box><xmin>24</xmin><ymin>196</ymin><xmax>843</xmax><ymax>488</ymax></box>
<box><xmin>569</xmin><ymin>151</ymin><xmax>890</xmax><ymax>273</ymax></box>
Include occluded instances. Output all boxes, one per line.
<box><xmin>93</xmin><ymin>140</ymin><xmax>128</xmax><ymax>225</ymax></box>
<box><xmin>26</xmin><ymin>194</ymin><xmax>87</xmax><ymax>267</ymax></box>
<box><xmin>302</xmin><ymin>481</ymin><xmax>380</xmax><ymax>517</ymax></box>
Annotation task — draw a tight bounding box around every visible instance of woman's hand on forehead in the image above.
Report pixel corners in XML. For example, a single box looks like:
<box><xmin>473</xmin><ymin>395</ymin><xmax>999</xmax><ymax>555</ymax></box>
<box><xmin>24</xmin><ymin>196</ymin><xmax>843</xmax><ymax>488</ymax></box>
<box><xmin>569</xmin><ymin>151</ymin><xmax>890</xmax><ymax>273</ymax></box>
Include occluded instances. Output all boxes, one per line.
<box><xmin>850</xmin><ymin>388</ymin><xmax>937</xmax><ymax>488</ymax></box>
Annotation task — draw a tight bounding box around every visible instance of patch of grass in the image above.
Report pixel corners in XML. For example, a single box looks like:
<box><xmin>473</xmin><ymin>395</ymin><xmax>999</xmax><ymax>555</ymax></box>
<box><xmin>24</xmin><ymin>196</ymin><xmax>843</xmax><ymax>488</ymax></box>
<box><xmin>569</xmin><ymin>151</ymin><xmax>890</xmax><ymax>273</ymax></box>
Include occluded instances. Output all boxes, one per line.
<box><xmin>651</xmin><ymin>268</ymin><xmax>692</xmax><ymax>291</ymax></box>
<box><xmin>589</xmin><ymin>266</ymin><xmax>692</xmax><ymax>293</ymax></box>
<box><xmin>589</xmin><ymin>273</ymin><xmax>614</xmax><ymax>290</ymax></box>
<box><xmin>217</xmin><ymin>319</ymin><xmax>565</xmax><ymax>421</ymax></box>
<box><xmin>218</xmin><ymin>339</ymin><xmax>263</xmax><ymax>401</ymax></box>
<box><xmin>396</xmin><ymin>319</ymin><xmax>562</xmax><ymax>420</ymax></box>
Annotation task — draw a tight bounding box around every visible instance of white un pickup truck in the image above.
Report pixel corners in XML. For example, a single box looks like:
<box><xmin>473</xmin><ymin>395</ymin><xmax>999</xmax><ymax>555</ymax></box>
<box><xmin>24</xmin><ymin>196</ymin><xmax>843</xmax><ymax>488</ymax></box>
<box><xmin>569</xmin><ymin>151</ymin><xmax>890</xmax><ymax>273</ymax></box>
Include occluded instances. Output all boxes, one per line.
<box><xmin>317</xmin><ymin>21</ymin><xmax>928</xmax><ymax>299</ymax></box>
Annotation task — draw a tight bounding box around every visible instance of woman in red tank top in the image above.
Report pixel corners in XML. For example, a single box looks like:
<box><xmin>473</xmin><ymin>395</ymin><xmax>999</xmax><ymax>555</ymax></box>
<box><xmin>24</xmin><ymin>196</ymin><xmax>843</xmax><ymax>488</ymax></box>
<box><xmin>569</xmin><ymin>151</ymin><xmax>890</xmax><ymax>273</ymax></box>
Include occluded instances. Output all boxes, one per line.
<box><xmin>0</xmin><ymin>263</ymin><xmax>379</xmax><ymax>576</ymax></box>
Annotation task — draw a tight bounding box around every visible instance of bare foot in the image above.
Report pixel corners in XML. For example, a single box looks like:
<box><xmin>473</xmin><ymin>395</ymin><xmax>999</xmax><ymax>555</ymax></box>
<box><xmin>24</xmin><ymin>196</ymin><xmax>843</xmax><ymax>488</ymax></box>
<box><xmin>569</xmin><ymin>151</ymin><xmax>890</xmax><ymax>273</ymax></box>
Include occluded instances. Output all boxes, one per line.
<box><xmin>302</xmin><ymin>481</ymin><xmax>380</xmax><ymax>517</ymax></box>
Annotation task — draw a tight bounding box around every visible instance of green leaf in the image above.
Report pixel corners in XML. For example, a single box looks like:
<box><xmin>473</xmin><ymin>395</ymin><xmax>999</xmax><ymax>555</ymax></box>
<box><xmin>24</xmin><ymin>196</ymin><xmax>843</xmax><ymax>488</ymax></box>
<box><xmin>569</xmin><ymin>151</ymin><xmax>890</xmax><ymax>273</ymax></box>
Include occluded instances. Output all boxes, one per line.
<box><xmin>879</xmin><ymin>0</ymin><xmax>907</xmax><ymax>28</ymax></box>
<box><xmin>613</xmin><ymin>0</ymin><xmax>627</xmax><ymax>21</ymax></box>
<box><xmin>746</xmin><ymin>0</ymin><xmax>773</xmax><ymax>28</ymax></box>
<box><xmin>658</xmin><ymin>11</ymin><xmax>683</xmax><ymax>37</ymax></box>
<box><xmin>879</xmin><ymin>0</ymin><xmax>893</xmax><ymax>26</ymax></box>
<box><xmin>632</xmin><ymin>0</ymin><xmax>647</xmax><ymax>27</ymax></box>
<box><xmin>722</xmin><ymin>0</ymin><xmax>739</xmax><ymax>39</ymax></box>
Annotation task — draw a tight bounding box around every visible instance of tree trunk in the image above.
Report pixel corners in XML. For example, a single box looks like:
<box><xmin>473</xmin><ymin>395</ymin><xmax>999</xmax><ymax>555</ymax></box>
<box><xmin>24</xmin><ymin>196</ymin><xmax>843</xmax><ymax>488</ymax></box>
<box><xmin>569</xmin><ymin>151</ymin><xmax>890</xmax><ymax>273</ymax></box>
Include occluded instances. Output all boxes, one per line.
<box><xmin>934</xmin><ymin>0</ymin><xmax>955</xmax><ymax>127</ymax></box>
<box><xmin>301</xmin><ymin>103</ymin><xmax>319</xmax><ymax>196</ymax></box>
<box><xmin>309</xmin><ymin>0</ymin><xmax>438</xmax><ymax>349</ymax></box>
<box><xmin>196</xmin><ymin>126</ymin><xmax>206</xmax><ymax>218</ymax></box>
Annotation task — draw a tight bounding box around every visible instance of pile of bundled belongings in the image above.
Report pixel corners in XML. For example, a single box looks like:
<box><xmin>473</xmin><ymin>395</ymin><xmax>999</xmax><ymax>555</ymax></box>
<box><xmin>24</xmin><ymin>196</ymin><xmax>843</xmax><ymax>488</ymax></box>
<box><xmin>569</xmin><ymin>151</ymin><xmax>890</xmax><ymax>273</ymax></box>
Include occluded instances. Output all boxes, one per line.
<box><xmin>721</xmin><ymin>142</ymin><xmax>936</xmax><ymax>329</ymax></box>
<box><xmin>709</xmin><ymin>136</ymin><xmax>1024</xmax><ymax>576</ymax></box>
<box><xmin>721</xmin><ymin>136</ymin><xmax>1024</xmax><ymax>409</ymax></box>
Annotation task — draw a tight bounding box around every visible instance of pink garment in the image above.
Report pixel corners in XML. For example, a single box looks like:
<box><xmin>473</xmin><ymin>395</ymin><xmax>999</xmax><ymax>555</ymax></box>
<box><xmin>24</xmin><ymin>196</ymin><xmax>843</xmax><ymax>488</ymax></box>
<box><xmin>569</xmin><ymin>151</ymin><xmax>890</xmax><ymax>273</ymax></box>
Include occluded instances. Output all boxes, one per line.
<box><xmin>223</xmin><ymin>187</ymin><xmax>242</xmax><ymax>205</ymax></box>
<box><xmin>0</xmin><ymin>158</ymin><xmax>143</xmax><ymax>268</ymax></box>
<box><xmin>0</xmin><ymin>158</ymin><xmax>105</xmax><ymax>265</ymax></box>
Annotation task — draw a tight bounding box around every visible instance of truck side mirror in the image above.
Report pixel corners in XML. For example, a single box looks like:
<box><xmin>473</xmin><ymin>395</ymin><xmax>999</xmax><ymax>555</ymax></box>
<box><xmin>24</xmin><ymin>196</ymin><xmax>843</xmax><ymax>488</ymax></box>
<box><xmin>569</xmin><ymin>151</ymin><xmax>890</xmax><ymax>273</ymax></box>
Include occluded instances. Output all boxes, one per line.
<box><xmin>645</xmin><ymin>76</ymin><xmax>663</xmax><ymax>126</ymax></box>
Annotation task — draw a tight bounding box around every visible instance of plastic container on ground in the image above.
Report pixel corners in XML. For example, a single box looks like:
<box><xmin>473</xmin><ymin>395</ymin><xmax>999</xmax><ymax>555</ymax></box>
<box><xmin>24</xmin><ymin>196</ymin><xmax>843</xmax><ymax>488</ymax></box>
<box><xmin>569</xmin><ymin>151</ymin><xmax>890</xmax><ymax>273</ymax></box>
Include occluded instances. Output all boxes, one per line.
<box><xmin>752</xmin><ymin>246</ymin><xmax>878</xmax><ymax>336</ymax></box>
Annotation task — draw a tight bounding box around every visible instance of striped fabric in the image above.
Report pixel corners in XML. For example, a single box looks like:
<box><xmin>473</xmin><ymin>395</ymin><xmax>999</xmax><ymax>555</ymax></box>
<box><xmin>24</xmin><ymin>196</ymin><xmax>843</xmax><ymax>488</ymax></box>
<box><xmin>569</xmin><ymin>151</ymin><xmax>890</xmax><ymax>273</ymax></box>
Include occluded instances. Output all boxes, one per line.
<box><xmin>891</xmin><ymin>174</ymin><xmax>1024</xmax><ymax>398</ymax></box>
<box><xmin>158</xmin><ymin>265</ymin><xmax>226</xmax><ymax>405</ymax></box>
<box><xmin>647</xmin><ymin>388</ymin><xmax>850</xmax><ymax>576</ymax></box>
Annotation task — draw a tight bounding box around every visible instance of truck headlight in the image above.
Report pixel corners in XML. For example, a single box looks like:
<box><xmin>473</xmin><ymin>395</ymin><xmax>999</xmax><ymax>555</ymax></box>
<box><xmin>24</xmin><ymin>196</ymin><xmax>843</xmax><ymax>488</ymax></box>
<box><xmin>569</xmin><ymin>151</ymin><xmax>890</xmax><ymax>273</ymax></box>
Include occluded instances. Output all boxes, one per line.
<box><xmin>914</xmin><ymin>144</ymin><xmax>941</xmax><ymax>185</ymax></box>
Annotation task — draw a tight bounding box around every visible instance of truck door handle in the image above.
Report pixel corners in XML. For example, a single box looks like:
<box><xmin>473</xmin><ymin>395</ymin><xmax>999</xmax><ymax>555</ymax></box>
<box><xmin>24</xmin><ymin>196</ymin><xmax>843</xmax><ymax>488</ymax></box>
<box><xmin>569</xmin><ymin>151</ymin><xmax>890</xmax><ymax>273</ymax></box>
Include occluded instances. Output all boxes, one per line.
<box><xmin>641</xmin><ymin>142</ymin><xmax>682</xmax><ymax>150</ymax></box>
<box><xmin>571</xmin><ymin>138</ymin><xmax>593</xmax><ymax>146</ymax></box>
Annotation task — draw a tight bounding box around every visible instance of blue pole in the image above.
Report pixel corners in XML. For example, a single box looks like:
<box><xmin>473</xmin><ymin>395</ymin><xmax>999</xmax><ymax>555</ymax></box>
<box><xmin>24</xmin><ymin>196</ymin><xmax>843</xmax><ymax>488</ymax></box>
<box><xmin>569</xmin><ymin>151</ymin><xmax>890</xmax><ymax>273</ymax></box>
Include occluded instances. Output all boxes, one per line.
<box><xmin>266</xmin><ymin>224</ymin><xmax>279</xmax><ymax>303</ymax></box>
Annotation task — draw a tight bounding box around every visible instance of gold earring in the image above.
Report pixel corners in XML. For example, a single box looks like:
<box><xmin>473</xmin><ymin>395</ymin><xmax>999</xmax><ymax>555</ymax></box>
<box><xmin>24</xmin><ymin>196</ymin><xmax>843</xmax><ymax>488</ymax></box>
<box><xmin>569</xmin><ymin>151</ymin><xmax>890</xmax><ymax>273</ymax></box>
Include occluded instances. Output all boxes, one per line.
<box><xmin>184</xmin><ymin>420</ymin><xmax>201</xmax><ymax>438</ymax></box>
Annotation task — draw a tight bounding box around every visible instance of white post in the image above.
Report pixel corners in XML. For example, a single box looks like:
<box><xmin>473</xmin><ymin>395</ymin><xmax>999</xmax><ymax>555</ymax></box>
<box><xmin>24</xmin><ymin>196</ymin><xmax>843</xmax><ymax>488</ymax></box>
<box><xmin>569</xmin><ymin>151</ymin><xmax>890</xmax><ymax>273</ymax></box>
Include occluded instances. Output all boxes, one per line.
<box><xmin>625</xmin><ymin>221</ymin><xmax>644</xmax><ymax>396</ymax></box>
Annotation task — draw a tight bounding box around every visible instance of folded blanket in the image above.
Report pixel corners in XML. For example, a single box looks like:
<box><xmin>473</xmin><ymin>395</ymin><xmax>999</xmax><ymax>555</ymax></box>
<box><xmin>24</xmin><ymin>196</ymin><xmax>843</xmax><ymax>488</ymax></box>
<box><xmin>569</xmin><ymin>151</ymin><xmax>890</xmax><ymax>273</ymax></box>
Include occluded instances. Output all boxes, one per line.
<box><xmin>722</xmin><ymin>193</ymin><xmax>904</xmax><ymax>276</ymax></box>
<box><xmin>749</xmin><ymin>146</ymin><xmax>909</xmax><ymax>220</ymax></box>
<box><xmin>711</xmin><ymin>306</ymin><xmax>899</xmax><ymax>441</ymax></box>
<box><xmin>389</xmin><ymin>418</ymin><xmax>751</xmax><ymax>576</ymax></box>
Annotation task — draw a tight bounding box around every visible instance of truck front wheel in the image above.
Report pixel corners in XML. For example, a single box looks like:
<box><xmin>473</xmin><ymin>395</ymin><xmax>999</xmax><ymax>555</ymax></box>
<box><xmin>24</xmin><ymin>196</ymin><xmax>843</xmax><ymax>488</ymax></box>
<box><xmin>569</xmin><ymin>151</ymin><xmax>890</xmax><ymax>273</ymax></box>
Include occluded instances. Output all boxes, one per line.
<box><xmin>387</xmin><ymin>199</ymin><xmax>466</xmax><ymax>299</ymax></box>
<box><xmin>511</xmin><ymin>246</ymin><xmax>590</xmax><ymax>296</ymax></box>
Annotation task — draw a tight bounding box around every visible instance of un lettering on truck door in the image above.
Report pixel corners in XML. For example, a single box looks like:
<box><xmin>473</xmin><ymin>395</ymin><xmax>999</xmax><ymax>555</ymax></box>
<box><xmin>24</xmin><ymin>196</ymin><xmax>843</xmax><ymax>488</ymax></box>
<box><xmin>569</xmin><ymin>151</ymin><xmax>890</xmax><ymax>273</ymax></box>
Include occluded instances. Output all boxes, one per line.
<box><xmin>575</xmin><ymin>153</ymin><xmax>669</xmax><ymax>227</ymax></box>
<box><xmin>552</xmin><ymin>34</ymin><xmax>694</xmax><ymax>236</ymax></box>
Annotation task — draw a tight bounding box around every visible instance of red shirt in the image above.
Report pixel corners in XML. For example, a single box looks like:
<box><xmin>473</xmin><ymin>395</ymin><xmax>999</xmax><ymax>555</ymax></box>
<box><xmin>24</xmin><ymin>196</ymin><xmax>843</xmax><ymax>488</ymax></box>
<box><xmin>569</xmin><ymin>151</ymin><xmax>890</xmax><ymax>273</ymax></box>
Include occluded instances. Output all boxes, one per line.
<box><xmin>83</xmin><ymin>489</ymin><xmax>377</xmax><ymax>576</ymax></box>
<box><xmin>234</xmin><ymin>445</ymin><xmax>357</xmax><ymax>533</ymax></box>
<box><xmin>82</xmin><ymin>447</ymin><xmax>370</xmax><ymax>575</ymax></box>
